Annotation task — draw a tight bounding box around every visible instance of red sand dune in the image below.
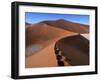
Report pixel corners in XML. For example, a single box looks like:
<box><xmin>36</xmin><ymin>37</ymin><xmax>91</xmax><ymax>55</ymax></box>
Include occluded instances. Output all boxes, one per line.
<box><xmin>41</xmin><ymin>19</ymin><xmax>89</xmax><ymax>33</ymax></box>
<box><xmin>26</xmin><ymin>22</ymin><xmax>77</xmax><ymax>46</ymax></box>
<box><xmin>25</xmin><ymin>19</ymin><xmax>89</xmax><ymax>68</ymax></box>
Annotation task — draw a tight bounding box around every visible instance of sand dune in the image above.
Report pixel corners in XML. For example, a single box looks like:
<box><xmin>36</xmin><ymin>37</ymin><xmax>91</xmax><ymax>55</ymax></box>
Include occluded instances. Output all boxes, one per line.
<box><xmin>26</xmin><ymin>23</ymin><xmax>77</xmax><ymax>46</ymax></box>
<box><xmin>25</xmin><ymin>22</ymin><xmax>31</xmax><ymax>26</ymax></box>
<box><xmin>26</xmin><ymin>33</ymin><xmax>77</xmax><ymax>68</ymax></box>
<box><xmin>41</xmin><ymin>19</ymin><xmax>89</xmax><ymax>33</ymax></box>
<box><xmin>25</xmin><ymin>19</ymin><xmax>89</xmax><ymax>68</ymax></box>
<box><xmin>25</xmin><ymin>23</ymin><xmax>78</xmax><ymax>66</ymax></box>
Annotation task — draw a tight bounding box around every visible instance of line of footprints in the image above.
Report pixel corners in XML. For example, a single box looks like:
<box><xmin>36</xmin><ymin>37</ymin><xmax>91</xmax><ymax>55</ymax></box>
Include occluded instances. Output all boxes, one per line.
<box><xmin>54</xmin><ymin>45</ymin><xmax>70</xmax><ymax>66</ymax></box>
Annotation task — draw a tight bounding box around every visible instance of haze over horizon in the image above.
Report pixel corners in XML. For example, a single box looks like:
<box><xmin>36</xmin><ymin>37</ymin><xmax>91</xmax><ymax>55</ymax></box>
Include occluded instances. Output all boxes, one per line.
<box><xmin>25</xmin><ymin>12</ymin><xmax>89</xmax><ymax>25</ymax></box>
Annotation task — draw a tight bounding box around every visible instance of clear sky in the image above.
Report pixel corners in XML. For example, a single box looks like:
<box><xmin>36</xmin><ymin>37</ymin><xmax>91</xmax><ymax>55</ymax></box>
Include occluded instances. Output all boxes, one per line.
<box><xmin>25</xmin><ymin>12</ymin><xmax>89</xmax><ymax>25</ymax></box>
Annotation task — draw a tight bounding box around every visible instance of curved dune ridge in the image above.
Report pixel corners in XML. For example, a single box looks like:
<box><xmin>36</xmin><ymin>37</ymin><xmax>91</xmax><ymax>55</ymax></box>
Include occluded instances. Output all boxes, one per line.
<box><xmin>25</xmin><ymin>19</ymin><xmax>89</xmax><ymax>68</ymax></box>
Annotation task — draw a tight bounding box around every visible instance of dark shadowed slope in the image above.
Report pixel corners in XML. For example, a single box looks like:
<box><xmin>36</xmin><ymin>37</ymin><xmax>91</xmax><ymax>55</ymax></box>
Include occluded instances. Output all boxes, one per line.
<box><xmin>25</xmin><ymin>22</ymin><xmax>31</xmax><ymax>26</ymax></box>
<box><xmin>55</xmin><ymin>35</ymin><xmax>89</xmax><ymax>65</ymax></box>
<box><xmin>41</xmin><ymin>19</ymin><xmax>89</xmax><ymax>33</ymax></box>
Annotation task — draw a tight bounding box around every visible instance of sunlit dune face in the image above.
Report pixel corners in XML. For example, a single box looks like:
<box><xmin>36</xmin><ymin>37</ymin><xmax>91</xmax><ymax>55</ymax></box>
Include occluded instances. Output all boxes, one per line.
<box><xmin>81</xmin><ymin>33</ymin><xmax>89</xmax><ymax>40</ymax></box>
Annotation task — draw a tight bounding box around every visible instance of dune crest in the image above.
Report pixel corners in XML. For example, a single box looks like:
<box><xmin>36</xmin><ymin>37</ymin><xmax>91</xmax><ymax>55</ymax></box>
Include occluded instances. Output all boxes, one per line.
<box><xmin>40</xmin><ymin>19</ymin><xmax>89</xmax><ymax>33</ymax></box>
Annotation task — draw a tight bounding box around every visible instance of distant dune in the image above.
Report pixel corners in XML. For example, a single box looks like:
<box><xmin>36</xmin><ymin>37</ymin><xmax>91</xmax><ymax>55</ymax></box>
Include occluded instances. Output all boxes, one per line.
<box><xmin>25</xmin><ymin>23</ymin><xmax>32</xmax><ymax>29</ymax></box>
<box><xmin>25</xmin><ymin>22</ymin><xmax>31</xmax><ymax>26</ymax></box>
<box><xmin>41</xmin><ymin>19</ymin><xmax>89</xmax><ymax>33</ymax></box>
<box><xmin>25</xmin><ymin>19</ymin><xmax>89</xmax><ymax>68</ymax></box>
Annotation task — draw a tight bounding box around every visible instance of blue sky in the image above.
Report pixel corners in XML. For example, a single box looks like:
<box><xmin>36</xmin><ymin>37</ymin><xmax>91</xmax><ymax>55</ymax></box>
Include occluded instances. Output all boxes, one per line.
<box><xmin>25</xmin><ymin>12</ymin><xmax>89</xmax><ymax>25</ymax></box>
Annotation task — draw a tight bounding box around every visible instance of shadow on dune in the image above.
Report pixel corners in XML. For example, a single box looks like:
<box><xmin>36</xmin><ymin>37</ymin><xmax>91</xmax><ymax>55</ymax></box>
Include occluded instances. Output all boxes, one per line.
<box><xmin>54</xmin><ymin>34</ymin><xmax>89</xmax><ymax>66</ymax></box>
